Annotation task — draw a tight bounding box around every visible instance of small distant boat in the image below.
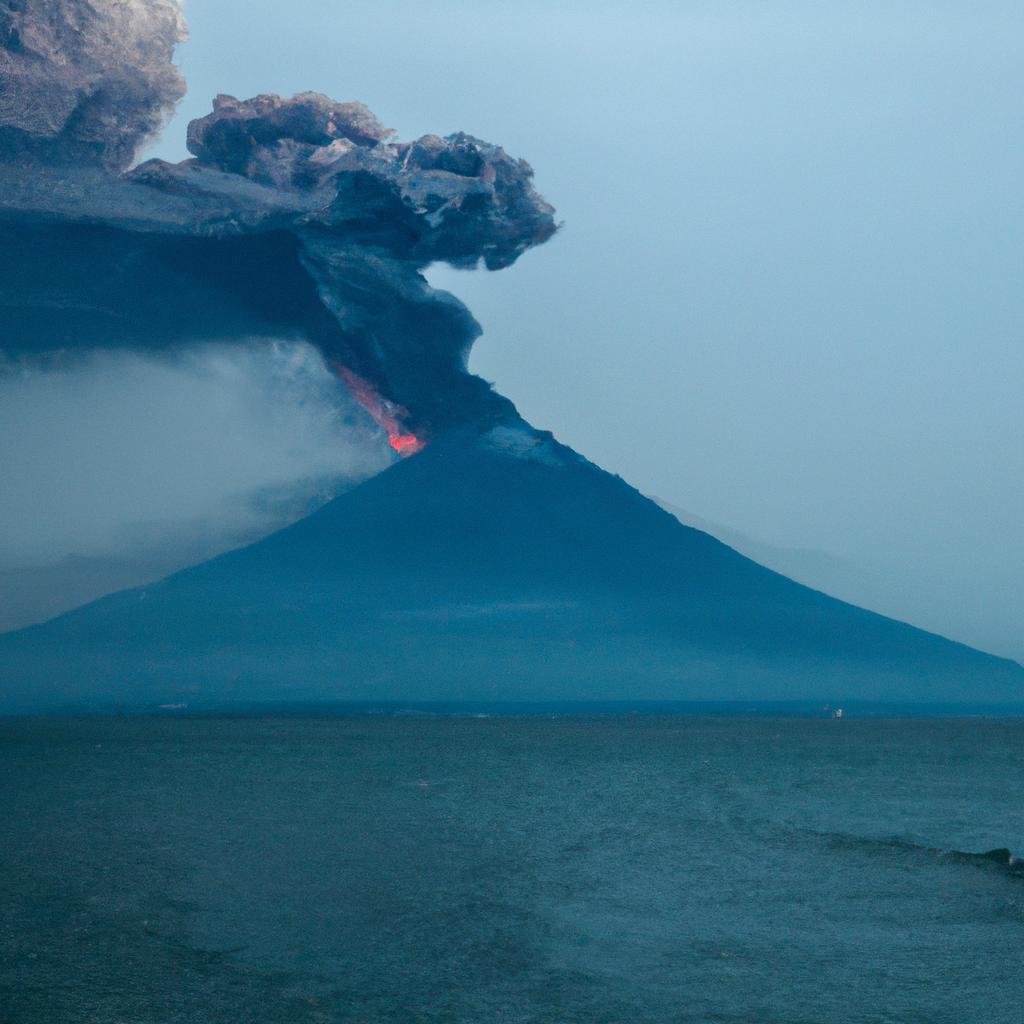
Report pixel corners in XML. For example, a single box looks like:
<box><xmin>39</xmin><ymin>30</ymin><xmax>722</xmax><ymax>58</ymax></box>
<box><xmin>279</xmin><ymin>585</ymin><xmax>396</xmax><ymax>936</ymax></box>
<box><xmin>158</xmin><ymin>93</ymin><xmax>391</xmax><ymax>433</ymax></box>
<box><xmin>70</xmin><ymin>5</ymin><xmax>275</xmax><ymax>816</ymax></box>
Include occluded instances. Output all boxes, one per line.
<box><xmin>158</xmin><ymin>703</ymin><xmax>188</xmax><ymax>710</ymax></box>
<box><xmin>833</xmin><ymin>708</ymin><xmax>844</xmax><ymax>719</ymax></box>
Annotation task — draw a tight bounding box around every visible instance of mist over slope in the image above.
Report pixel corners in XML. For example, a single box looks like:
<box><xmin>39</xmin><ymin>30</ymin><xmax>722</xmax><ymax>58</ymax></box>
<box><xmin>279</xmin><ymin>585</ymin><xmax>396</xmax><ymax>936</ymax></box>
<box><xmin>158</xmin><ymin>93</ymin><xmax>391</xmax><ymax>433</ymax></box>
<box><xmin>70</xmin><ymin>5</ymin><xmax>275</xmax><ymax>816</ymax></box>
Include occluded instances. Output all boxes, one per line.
<box><xmin>0</xmin><ymin>342</ymin><xmax>392</xmax><ymax>633</ymax></box>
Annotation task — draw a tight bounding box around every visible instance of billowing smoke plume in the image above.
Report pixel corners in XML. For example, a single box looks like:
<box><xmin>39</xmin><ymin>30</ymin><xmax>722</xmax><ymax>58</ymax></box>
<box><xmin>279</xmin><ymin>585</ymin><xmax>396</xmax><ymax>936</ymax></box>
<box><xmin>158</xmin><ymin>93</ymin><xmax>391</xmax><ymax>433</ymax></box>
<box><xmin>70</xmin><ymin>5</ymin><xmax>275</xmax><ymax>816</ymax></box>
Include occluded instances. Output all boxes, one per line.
<box><xmin>0</xmin><ymin>3</ymin><xmax>557</xmax><ymax>451</ymax></box>
<box><xmin>0</xmin><ymin>0</ymin><xmax>187</xmax><ymax>170</ymax></box>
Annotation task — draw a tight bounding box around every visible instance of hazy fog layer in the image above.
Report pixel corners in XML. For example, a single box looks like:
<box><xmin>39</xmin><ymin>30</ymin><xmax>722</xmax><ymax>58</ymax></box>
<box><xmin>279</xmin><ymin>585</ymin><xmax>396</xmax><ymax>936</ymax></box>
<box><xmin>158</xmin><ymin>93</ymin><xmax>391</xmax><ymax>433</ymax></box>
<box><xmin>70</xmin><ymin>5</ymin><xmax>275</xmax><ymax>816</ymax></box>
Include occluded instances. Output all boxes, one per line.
<box><xmin>2</xmin><ymin>1</ymin><xmax>1020</xmax><ymax>661</ymax></box>
<box><xmin>0</xmin><ymin>344</ymin><xmax>392</xmax><ymax>629</ymax></box>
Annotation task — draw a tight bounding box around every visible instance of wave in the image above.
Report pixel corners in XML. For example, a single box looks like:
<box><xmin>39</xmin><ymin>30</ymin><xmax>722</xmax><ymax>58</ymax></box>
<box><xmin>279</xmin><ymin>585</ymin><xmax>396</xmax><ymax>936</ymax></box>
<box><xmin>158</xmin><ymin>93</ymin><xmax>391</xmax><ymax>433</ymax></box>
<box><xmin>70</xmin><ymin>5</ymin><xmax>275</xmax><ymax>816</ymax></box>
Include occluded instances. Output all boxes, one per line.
<box><xmin>798</xmin><ymin>828</ymin><xmax>1024</xmax><ymax>877</ymax></box>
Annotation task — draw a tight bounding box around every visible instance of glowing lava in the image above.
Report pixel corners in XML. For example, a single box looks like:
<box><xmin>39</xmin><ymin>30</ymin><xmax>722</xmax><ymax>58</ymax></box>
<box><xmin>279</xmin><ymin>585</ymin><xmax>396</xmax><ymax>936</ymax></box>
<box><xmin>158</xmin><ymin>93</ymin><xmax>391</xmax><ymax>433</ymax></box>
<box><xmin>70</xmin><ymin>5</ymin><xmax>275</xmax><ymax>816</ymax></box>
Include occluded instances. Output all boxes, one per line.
<box><xmin>388</xmin><ymin>433</ymin><xmax>423</xmax><ymax>455</ymax></box>
<box><xmin>333</xmin><ymin>364</ymin><xmax>425</xmax><ymax>457</ymax></box>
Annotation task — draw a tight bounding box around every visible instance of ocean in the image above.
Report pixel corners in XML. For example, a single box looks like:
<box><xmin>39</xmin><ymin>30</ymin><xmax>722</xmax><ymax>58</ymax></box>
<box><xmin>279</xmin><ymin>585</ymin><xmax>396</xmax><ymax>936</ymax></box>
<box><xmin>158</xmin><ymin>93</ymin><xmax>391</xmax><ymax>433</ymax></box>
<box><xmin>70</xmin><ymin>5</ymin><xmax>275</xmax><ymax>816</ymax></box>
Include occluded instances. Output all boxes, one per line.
<box><xmin>1</xmin><ymin>713</ymin><xmax>1021</xmax><ymax>1023</ymax></box>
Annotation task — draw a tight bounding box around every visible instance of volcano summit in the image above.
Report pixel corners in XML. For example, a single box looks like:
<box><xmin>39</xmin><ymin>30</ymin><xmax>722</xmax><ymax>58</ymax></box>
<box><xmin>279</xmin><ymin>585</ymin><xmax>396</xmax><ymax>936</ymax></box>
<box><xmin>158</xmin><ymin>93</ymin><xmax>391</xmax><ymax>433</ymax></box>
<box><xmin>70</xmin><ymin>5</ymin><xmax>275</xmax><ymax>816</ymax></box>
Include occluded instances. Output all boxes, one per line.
<box><xmin>0</xmin><ymin>0</ymin><xmax>1021</xmax><ymax>712</ymax></box>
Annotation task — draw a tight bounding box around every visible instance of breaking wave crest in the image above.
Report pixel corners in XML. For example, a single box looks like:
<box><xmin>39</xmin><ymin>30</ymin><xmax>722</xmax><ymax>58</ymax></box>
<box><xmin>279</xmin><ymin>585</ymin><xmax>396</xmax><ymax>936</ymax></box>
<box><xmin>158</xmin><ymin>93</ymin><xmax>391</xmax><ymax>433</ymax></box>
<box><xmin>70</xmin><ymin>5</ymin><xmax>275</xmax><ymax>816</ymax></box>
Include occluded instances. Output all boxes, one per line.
<box><xmin>797</xmin><ymin>828</ymin><xmax>1024</xmax><ymax>877</ymax></box>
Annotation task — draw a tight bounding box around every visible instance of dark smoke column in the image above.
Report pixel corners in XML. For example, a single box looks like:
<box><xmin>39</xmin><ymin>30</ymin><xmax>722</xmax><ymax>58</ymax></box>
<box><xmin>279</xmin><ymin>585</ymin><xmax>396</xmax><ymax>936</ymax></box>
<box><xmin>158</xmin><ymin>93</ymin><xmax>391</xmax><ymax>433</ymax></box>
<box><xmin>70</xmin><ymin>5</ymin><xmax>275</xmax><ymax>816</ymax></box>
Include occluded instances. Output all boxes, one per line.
<box><xmin>0</xmin><ymin>4</ymin><xmax>557</xmax><ymax>449</ymax></box>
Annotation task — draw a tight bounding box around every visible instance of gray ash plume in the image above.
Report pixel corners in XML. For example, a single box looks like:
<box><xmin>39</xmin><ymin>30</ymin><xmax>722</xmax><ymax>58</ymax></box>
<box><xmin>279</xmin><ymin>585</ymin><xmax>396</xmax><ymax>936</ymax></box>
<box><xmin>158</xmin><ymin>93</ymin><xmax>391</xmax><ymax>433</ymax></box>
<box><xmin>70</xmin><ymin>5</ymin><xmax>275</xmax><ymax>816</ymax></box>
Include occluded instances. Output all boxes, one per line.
<box><xmin>0</xmin><ymin>5</ymin><xmax>556</xmax><ymax>450</ymax></box>
<box><xmin>0</xmin><ymin>0</ymin><xmax>186</xmax><ymax>170</ymax></box>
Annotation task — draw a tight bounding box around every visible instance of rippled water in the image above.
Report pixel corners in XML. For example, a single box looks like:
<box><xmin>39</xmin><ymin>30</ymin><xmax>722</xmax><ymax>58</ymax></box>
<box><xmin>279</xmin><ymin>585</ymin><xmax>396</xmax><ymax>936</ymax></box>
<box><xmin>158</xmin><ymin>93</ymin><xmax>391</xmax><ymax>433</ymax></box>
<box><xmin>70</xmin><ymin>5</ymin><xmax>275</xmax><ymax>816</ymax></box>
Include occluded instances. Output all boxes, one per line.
<box><xmin>2</xmin><ymin>714</ymin><xmax>1022</xmax><ymax>1023</ymax></box>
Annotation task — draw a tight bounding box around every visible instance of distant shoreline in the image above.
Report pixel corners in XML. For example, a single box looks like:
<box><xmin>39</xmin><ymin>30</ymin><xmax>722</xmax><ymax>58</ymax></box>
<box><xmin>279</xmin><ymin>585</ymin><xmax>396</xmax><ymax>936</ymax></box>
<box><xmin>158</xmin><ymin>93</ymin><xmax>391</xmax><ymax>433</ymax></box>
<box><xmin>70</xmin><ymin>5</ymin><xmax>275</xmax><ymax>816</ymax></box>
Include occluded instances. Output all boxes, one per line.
<box><xmin>5</xmin><ymin>699</ymin><xmax>1024</xmax><ymax>720</ymax></box>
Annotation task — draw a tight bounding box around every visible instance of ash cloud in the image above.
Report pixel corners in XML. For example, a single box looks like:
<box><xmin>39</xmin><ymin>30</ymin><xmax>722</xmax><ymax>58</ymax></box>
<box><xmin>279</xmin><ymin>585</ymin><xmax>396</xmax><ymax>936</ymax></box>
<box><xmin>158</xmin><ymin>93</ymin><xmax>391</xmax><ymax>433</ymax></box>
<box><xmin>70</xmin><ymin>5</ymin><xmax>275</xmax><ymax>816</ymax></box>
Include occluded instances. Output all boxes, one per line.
<box><xmin>0</xmin><ymin>0</ymin><xmax>187</xmax><ymax>170</ymax></box>
<box><xmin>0</xmin><ymin>3</ymin><xmax>557</xmax><ymax>446</ymax></box>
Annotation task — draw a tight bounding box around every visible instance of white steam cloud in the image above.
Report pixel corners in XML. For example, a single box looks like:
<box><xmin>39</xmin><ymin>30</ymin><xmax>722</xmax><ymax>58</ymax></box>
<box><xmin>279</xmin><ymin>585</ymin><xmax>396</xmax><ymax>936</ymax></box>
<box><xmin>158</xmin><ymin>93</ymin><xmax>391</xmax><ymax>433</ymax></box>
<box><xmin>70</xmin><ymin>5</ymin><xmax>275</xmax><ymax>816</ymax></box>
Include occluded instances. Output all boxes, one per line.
<box><xmin>0</xmin><ymin>341</ymin><xmax>393</xmax><ymax>630</ymax></box>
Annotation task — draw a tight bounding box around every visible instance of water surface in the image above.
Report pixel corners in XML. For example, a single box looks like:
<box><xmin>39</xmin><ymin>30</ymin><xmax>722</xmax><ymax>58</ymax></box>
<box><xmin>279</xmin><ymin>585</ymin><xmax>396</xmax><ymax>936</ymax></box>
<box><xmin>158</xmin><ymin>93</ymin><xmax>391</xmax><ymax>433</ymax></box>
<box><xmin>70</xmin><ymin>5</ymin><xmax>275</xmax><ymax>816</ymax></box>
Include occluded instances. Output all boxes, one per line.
<box><xmin>2</xmin><ymin>714</ymin><xmax>1021</xmax><ymax>1022</ymax></box>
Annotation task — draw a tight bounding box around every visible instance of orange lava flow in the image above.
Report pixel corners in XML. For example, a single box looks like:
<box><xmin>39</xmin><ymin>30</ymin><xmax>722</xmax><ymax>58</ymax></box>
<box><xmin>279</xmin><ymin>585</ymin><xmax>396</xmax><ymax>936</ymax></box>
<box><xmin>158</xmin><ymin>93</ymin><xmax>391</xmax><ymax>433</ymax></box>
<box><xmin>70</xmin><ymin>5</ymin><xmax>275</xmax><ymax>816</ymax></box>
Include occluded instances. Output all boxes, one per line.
<box><xmin>388</xmin><ymin>433</ymin><xmax>423</xmax><ymax>455</ymax></box>
<box><xmin>332</xmin><ymin>363</ymin><xmax>426</xmax><ymax>457</ymax></box>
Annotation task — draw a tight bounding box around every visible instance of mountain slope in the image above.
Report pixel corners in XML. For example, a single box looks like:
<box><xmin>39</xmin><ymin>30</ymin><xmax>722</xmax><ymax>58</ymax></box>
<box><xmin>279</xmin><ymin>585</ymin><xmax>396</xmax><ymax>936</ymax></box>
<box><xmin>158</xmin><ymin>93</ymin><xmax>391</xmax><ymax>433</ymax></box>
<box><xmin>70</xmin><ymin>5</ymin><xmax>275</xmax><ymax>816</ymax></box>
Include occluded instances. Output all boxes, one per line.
<box><xmin>2</xmin><ymin>427</ymin><xmax>1021</xmax><ymax>712</ymax></box>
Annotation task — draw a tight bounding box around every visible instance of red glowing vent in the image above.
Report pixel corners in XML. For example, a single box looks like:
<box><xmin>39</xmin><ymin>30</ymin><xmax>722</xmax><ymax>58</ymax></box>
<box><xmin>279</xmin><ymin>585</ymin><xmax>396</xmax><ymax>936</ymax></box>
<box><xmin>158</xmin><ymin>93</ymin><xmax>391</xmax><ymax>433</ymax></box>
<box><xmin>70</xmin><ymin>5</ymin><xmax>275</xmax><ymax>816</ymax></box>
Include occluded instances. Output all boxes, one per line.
<box><xmin>332</xmin><ymin>364</ymin><xmax>425</xmax><ymax>457</ymax></box>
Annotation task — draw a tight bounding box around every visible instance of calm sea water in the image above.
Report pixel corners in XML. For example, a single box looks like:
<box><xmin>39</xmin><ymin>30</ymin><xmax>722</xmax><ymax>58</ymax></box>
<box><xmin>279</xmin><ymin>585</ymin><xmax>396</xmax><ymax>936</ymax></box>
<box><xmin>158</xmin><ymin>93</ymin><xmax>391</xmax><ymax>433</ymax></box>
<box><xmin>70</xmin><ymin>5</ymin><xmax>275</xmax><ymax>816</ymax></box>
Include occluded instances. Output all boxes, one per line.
<box><xmin>1</xmin><ymin>714</ymin><xmax>1022</xmax><ymax>1023</ymax></box>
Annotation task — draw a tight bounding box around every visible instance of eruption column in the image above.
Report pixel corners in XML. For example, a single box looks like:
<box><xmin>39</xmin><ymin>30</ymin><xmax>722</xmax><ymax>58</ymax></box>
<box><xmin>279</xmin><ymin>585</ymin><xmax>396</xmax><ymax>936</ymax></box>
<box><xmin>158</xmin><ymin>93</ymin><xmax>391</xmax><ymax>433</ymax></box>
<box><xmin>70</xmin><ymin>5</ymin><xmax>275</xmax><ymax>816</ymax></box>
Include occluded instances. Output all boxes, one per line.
<box><xmin>0</xmin><ymin>5</ymin><xmax>557</xmax><ymax>445</ymax></box>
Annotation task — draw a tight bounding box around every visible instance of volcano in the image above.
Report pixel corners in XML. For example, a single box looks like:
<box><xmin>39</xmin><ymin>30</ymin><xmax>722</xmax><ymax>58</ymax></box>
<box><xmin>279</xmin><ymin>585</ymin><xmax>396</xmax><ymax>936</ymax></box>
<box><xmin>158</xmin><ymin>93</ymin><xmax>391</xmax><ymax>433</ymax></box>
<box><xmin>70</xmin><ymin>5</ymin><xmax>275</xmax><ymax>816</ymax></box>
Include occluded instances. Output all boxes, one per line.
<box><xmin>2</xmin><ymin>422</ymin><xmax>1021</xmax><ymax>713</ymax></box>
<box><xmin>2</xmin><ymin>2</ymin><xmax>1021</xmax><ymax>712</ymax></box>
